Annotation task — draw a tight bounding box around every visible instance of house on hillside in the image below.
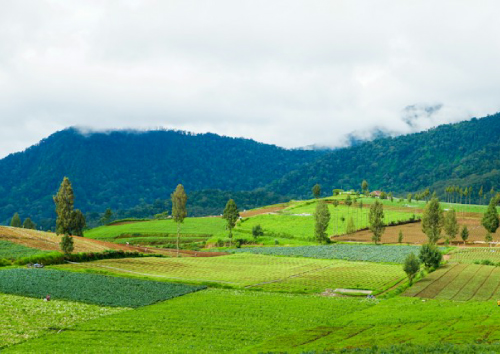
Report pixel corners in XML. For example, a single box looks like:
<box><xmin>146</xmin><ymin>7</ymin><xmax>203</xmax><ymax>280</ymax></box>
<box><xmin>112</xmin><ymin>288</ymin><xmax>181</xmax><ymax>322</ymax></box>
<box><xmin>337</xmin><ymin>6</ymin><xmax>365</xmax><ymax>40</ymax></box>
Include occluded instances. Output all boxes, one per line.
<box><xmin>371</xmin><ymin>190</ymin><xmax>382</xmax><ymax>198</ymax></box>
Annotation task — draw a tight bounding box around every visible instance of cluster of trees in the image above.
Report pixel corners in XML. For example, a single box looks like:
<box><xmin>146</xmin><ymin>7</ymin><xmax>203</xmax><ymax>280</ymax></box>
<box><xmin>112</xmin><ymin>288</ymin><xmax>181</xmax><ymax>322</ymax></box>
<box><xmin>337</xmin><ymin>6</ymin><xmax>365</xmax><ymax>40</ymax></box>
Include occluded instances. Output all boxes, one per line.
<box><xmin>9</xmin><ymin>212</ymin><xmax>37</xmax><ymax>230</ymax></box>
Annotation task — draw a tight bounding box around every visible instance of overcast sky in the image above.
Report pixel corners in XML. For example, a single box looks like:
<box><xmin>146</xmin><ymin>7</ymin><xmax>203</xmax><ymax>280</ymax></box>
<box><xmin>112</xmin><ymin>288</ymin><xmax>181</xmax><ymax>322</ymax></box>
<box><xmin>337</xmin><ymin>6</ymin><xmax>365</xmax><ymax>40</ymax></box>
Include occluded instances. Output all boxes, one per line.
<box><xmin>1</xmin><ymin>0</ymin><xmax>500</xmax><ymax>157</ymax></box>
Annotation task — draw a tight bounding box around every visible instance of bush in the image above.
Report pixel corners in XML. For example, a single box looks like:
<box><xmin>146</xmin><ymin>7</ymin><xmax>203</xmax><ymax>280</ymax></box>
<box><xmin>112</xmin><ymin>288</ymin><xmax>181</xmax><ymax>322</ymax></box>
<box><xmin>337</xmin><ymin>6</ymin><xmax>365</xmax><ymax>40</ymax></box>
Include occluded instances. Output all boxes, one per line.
<box><xmin>0</xmin><ymin>258</ymin><xmax>11</xmax><ymax>267</ymax></box>
<box><xmin>419</xmin><ymin>244</ymin><xmax>443</xmax><ymax>270</ymax></box>
<box><xmin>252</xmin><ymin>225</ymin><xmax>264</xmax><ymax>238</ymax></box>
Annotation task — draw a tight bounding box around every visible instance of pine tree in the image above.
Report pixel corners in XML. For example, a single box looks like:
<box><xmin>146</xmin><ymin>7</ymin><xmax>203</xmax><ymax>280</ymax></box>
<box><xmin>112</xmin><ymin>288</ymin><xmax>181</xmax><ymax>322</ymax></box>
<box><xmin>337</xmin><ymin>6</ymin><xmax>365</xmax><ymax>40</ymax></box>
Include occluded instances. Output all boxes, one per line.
<box><xmin>53</xmin><ymin>177</ymin><xmax>75</xmax><ymax>235</ymax></box>
<box><xmin>10</xmin><ymin>212</ymin><xmax>21</xmax><ymax>228</ymax></box>
<box><xmin>421</xmin><ymin>197</ymin><xmax>444</xmax><ymax>244</ymax></box>
<box><xmin>60</xmin><ymin>235</ymin><xmax>74</xmax><ymax>256</ymax></box>
<box><xmin>369</xmin><ymin>200</ymin><xmax>385</xmax><ymax>244</ymax></box>
<box><xmin>314</xmin><ymin>201</ymin><xmax>330</xmax><ymax>243</ymax></box>
<box><xmin>70</xmin><ymin>210</ymin><xmax>86</xmax><ymax>236</ymax></box>
<box><xmin>223</xmin><ymin>199</ymin><xmax>240</xmax><ymax>246</ymax></box>
<box><xmin>171</xmin><ymin>184</ymin><xmax>187</xmax><ymax>257</ymax></box>
<box><xmin>398</xmin><ymin>230</ymin><xmax>404</xmax><ymax>244</ymax></box>
<box><xmin>403</xmin><ymin>253</ymin><xmax>420</xmax><ymax>284</ymax></box>
<box><xmin>361</xmin><ymin>180</ymin><xmax>368</xmax><ymax>194</ymax></box>
<box><xmin>481</xmin><ymin>197</ymin><xmax>499</xmax><ymax>237</ymax></box>
<box><xmin>460</xmin><ymin>226</ymin><xmax>469</xmax><ymax>246</ymax></box>
<box><xmin>312</xmin><ymin>184</ymin><xmax>321</xmax><ymax>199</ymax></box>
<box><xmin>443</xmin><ymin>209</ymin><xmax>459</xmax><ymax>243</ymax></box>
<box><xmin>22</xmin><ymin>217</ymin><xmax>36</xmax><ymax>230</ymax></box>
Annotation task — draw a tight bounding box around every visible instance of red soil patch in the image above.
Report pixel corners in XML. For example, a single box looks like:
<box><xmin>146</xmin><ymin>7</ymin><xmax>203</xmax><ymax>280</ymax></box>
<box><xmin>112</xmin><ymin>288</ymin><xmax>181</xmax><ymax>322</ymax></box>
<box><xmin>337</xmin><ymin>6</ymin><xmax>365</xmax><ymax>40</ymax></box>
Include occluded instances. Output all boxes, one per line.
<box><xmin>107</xmin><ymin>220</ymin><xmax>149</xmax><ymax>226</ymax></box>
<box><xmin>240</xmin><ymin>205</ymin><xmax>287</xmax><ymax>217</ymax></box>
<box><xmin>335</xmin><ymin>215</ymin><xmax>500</xmax><ymax>246</ymax></box>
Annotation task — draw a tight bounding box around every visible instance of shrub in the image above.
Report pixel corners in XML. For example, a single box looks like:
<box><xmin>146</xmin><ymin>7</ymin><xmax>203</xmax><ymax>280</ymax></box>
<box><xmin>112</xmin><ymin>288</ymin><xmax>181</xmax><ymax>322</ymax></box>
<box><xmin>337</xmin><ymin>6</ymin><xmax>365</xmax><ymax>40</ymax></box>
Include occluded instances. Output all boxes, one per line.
<box><xmin>252</xmin><ymin>225</ymin><xmax>264</xmax><ymax>238</ymax></box>
<box><xmin>419</xmin><ymin>244</ymin><xmax>443</xmax><ymax>270</ymax></box>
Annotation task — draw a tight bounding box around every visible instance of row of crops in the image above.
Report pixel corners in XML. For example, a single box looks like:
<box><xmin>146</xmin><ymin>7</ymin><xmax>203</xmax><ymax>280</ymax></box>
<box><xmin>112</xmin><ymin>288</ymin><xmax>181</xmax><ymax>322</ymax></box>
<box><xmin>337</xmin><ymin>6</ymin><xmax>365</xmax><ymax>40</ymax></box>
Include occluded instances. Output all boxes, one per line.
<box><xmin>0</xmin><ymin>269</ymin><xmax>205</xmax><ymax>307</ymax></box>
<box><xmin>229</xmin><ymin>244</ymin><xmax>426</xmax><ymax>263</ymax></box>
<box><xmin>0</xmin><ymin>240</ymin><xmax>52</xmax><ymax>260</ymax></box>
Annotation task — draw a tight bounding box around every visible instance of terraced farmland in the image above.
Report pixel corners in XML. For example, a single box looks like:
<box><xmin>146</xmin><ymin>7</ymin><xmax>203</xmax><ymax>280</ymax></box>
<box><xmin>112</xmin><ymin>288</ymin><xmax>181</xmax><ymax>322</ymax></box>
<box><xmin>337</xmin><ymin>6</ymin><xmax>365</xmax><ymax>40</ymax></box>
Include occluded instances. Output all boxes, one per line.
<box><xmin>0</xmin><ymin>269</ymin><xmax>204</xmax><ymax>307</ymax></box>
<box><xmin>53</xmin><ymin>253</ymin><xmax>406</xmax><ymax>294</ymax></box>
<box><xmin>251</xmin><ymin>297</ymin><xmax>500</xmax><ymax>353</ymax></box>
<box><xmin>0</xmin><ymin>293</ymin><xmax>126</xmax><ymax>349</ymax></box>
<box><xmin>450</xmin><ymin>247</ymin><xmax>500</xmax><ymax>264</ymax></box>
<box><xmin>0</xmin><ymin>240</ymin><xmax>52</xmax><ymax>260</ymax></box>
<box><xmin>403</xmin><ymin>263</ymin><xmax>500</xmax><ymax>301</ymax></box>
<box><xmin>230</xmin><ymin>244</ymin><xmax>424</xmax><ymax>263</ymax></box>
<box><xmin>3</xmin><ymin>289</ymin><xmax>374</xmax><ymax>354</ymax></box>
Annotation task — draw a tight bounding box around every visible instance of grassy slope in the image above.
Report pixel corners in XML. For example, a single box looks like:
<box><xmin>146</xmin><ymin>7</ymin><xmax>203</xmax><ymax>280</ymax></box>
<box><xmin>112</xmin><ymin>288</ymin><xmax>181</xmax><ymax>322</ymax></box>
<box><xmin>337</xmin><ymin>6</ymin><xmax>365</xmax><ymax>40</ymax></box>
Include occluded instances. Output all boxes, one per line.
<box><xmin>0</xmin><ymin>293</ymin><xmax>126</xmax><ymax>349</ymax></box>
<box><xmin>4</xmin><ymin>289</ymin><xmax>374</xmax><ymax>354</ymax></box>
<box><xmin>0</xmin><ymin>240</ymin><xmax>52</xmax><ymax>259</ymax></box>
<box><xmin>52</xmin><ymin>253</ymin><xmax>406</xmax><ymax>294</ymax></box>
<box><xmin>250</xmin><ymin>296</ymin><xmax>500</xmax><ymax>353</ymax></box>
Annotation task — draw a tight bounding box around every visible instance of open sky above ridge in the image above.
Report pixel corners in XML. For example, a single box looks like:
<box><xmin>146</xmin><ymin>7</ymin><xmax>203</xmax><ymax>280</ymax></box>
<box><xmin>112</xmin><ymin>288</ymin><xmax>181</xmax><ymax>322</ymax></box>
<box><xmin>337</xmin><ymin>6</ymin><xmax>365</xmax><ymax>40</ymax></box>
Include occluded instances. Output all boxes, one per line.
<box><xmin>1</xmin><ymin>0</ymin><xmax>500</xmax><ymax>157</ymax></box>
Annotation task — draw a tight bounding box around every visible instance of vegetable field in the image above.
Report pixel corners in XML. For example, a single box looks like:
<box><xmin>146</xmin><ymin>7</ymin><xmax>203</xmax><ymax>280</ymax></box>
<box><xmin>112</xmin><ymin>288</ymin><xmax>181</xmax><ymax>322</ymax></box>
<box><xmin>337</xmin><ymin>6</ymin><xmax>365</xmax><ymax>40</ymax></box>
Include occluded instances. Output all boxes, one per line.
<box><xmin>0</xmin><ymin>269</ymin><xmax>205</xmax><ymax>307</ymax></box>
<box><xmin>3</xmin><ymin>289</ymin><xmax>374</xmax><ymax>353</ymax></box>
<box><xmin>0</xmin><ymin>240</ymin><xmax>51</xmax><ymax>260</ymax></box>
<box><xmin>54</xmin><ymin>254</ymin><xmax>406</xmax><ymax>293</ymax></box>
<box><xmin>230</xmin><ymin>244</ymin><xmax>423</xmax><ymax>263</ymax></box>
<box><xmin>0</xmin><ymin>293</ymin><xmax>126</xmax><ymax>349</ymax></box>
<box><xmin>450</xmin><ymin>247</ymin><xmax>500</xmax><ymax>264</ymax></box>
<box><xmin>251</xmin><ymin>297</ymin><xmax>500</xmax><ymax>353</ymax></box>
<box><xmin>403</xmin><ymin>263</ymin><xmax>500</xmax><ymax>301</ymax></box>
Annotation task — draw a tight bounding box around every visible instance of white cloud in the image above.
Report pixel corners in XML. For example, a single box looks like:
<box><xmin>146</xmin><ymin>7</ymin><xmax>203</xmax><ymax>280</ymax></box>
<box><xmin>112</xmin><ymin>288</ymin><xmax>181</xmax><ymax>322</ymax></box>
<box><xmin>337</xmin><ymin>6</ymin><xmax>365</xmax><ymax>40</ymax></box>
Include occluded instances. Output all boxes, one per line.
<box><xmin>0</xmin><ymin>0</ymin><xmax>500</xmax><ymax>157</ymax></box>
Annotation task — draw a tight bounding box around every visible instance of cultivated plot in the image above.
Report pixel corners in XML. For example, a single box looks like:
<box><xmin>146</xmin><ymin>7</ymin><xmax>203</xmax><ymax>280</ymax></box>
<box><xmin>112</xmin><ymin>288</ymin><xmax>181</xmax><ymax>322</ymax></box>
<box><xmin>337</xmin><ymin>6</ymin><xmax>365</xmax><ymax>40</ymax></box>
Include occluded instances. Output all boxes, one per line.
<box><xmin>3</xmin><ymin>289</ymin><xmax>374</xmax><ymax>353</ymax></box>
<box><xmin>53</xmin><ymin>253</ymin><xmax>406</xmax><ymax>294</ymax></box>
<box><xmin>0</xmin><ymin>293</ymin><xmax>126</xmax><ymax>349</ymax></box>
<box><xmin>403</xmin><ymin>263</ymin><xmax>500</xmax><ymax>301</ymax></box>
<box><xmin>0</xmin><ymin>269</ymin><xmax>204</xmax><ymax>307</ymax></box>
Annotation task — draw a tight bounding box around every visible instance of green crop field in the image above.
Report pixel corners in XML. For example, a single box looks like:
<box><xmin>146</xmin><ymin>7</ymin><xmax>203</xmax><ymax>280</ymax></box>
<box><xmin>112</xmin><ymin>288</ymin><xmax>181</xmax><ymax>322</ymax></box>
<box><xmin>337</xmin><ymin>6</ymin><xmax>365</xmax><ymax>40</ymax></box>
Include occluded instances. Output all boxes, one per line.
<box><xmin>0</xmin><ymin>269</ymin><xmax>205</xmax><ymax>307</ymax></box>
<box><xmin>0</xmin><ymin>240</ymin><xmax>52</xmax><ymax>260</ymax></box>
<box><xmin>250</xmin><ymin>297</ymin><xmax>500</xmax><ymax>353</ymax></box>
<box><xmin>0</xmin><ymin>293</ymin><xmax>126</xmax><ymax>349</ymax></box>
<box><xmin>230</xmin><ymin>244</ymin><xmax>424</xmax><ymax>263</ymax></box>
<box><xmin>3</xmin><ymin>289</ymin><xmax>374</xmax><ymax>353</ymax></box>
<box><xmin>403</xmin><ymin>263</ymin><xmax>500</xmax><ymax>301</ymax></box>
<box><xmin>451</xmin><ymin>247</ymin><xmax>500</xmax><ymax>264</ymax></box>
<box><xmin>53</xmin><ymin>253</ymin><xmax>405</xmax><ymax>294</ymax></box>
<box><xmin>85</xmin><ymin>217</ymin><xmax>227</xmax><ymax>240</ymax></box>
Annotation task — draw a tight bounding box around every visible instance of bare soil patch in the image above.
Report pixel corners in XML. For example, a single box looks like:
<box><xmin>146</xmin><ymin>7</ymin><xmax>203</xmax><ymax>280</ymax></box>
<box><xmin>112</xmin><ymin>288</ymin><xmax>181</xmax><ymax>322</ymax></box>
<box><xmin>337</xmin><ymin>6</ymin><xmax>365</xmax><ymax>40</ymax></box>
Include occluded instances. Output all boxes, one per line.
<box><xmin>240</xmin><ymin>205</ymin><xmax>287</xmax><ymax>217</ymax></box>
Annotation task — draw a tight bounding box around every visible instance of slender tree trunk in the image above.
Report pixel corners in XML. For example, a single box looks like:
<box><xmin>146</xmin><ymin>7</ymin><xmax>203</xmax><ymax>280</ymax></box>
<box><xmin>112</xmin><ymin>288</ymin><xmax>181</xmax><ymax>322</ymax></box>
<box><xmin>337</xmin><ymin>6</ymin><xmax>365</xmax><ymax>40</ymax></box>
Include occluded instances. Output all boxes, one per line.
<box><xmin>176</xmin><ymin>222</ymin><xmax>180</xmax><ymax>258</ymax></box>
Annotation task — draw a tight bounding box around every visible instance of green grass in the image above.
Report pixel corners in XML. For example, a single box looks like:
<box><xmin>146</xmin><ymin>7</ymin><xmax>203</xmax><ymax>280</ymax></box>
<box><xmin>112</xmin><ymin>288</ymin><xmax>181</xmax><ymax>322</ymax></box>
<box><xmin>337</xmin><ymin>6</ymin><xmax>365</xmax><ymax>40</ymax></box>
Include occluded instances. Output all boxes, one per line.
<box><xmin>0</xmin><ymin>240</ymin><xmax>52</xmax><ymax>260</ymax></box>
<box><xmin>403</xmin><ymin>263</ymin><xmax>500</xmax><ymax>301</ymax></box>
<box><xmin>0</xmin><ymin>268</ymin><xmax>205</xmax><ymax>307</ymax></box>
<box><xmin>85</xmin><ymin>217</ymin><xmax>227</xmax><ymax>240</ymax></box>
<box><xmin>52</xmin><ymin>253</ymin><xmax>405</xmax><ymax>294</ymax></box>
<box><xmin>3</xmin><ymin>289</ymin><xmax>374</xmax><ymax>353</ymax></box>
<box><xmin>250</xmin><ymin>297</ymin><xmax>500</xmax><ymax>353</ymax></box>
<box><xmin>230</xmin><ymin>244</ymin><xmax>424</xmax><ymax>263</ymax></box>
<box><xmin>451</xmin><ymin>247</ymin><xmax>500</xmax><ymax>264</ymax></box>
<box><xmin>0</xmin><ymin>293</ymin><xmax>126</xmax><ymax>349</ymax></box>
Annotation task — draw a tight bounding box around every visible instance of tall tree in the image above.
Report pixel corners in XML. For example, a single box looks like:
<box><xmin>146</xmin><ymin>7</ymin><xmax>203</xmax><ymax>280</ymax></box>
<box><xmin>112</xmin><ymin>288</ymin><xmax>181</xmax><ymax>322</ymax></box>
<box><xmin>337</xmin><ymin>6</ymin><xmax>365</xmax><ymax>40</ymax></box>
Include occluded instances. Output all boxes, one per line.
<box><xmin>60</xmin><ymin>234</ymin><xmax>74</xmax><ymax>256</ymax></box>
<box><xmin>70</xmin><ymin>210</ymin><xmax>86</xmax><ymax>236</ymax></box>
<box><xmin>421</xmin><ymin>197</ymin><xmax>444</xmax><ymax>244</ymax></box>
<box><xmin>460</xmin><ymin>226</ymin><xmax>469</xmax><ymax>246</ymax></box>
<box><xmin>53</xmin><ymin>177</ymin><xmax>75</xmax><ymax>235</ymax></box>
<box><xmin>403</xmin><ymin>253</ymin><xmax>420</xmax><ymax>285</ymax></box>
<box><xmin>443</xmin><ymin>209</ymin><xmax>459</xmax><ymax>243</ymax></box>
<box><xmin>223</xmin><ymin>199</ymin><xmax>240</xmax><ymax>246</ymax></box>
<box><xmin>479</xmin><ymin>186</ymin><xmax>484</xmax><ymax>205</ymax></box>
<box><xmin>482</xmin><ymin>197</ymin><xmax>499</xmax><ymax>237</ymax></box>
<box><xmin>171</xmin><ymin>184</ymin><xmax>187</xmax><ymax>257</ymax></box>
<box><xmin>314</xmin><ymin>201</ymin><xmax>330</xmax><ymax>243</ymax></box>
<box><xmin>10</xmin><ymin>212</ymin><xmax>21</xmax><ymax>228</ymax></box>
<box><xmin>419</xmin><ymin>244</ymin><xmax>443</xmax><ymax>270</ymax></box>
<box><xmin>22</xmin><ymin>217</ymin><xmax>36</xmax><ymax>230</ymax></box>
<box><xmin>312</xmin><ymin>184</ymin><xmax>321</xmax><ymax>199</ymax></box>
<box><xmin>361</xmin><ymin>180</ymin><xmax>368</xmax><ymax>194</ymax></box>
<box><xmin>369</xmin><ymin>200</ymin><xmax>385</xmax><ymax>244</ymax></box>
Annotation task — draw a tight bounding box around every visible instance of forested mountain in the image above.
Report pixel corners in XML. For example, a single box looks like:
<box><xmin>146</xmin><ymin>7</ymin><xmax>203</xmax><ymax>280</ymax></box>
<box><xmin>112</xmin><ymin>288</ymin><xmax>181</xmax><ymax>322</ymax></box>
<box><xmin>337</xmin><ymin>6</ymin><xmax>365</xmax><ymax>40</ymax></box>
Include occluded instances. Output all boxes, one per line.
<box><xmin>0</xmin><ymin>128</ymin><xmax>320</xmax><ymax>228</ymax></box>
<box><xmin>269</xmin><ymin>113</ymin><xmax>500</xmax><ymax>199</ymax></box>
